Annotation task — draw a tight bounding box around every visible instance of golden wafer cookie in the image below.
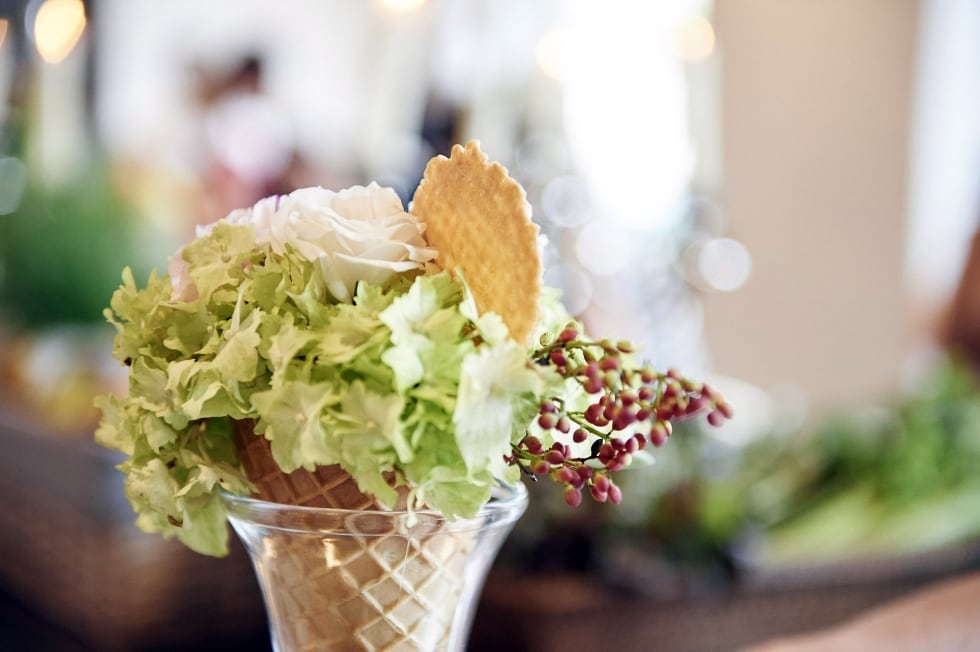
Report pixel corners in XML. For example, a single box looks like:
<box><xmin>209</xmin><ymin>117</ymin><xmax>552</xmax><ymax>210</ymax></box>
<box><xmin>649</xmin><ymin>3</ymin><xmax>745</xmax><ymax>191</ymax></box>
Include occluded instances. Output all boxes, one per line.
<box><xmin>411</xmin><ymin>141</ymin><xmax>541</xmax><ymax>345</ymax></box>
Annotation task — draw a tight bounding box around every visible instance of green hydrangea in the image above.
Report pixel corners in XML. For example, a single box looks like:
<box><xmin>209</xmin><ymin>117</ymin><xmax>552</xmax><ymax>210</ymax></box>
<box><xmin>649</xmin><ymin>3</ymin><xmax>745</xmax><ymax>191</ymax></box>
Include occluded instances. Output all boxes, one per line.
<box><xmin>95</xmin><ymin>221</ymin><xmax>556</xmax><ymax>556</ymax></box>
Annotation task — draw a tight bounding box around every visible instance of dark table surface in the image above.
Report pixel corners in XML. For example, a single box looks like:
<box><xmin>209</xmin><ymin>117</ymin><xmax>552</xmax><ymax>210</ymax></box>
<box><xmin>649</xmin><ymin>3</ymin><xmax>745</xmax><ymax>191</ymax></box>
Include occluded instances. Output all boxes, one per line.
<box><xmin>0</xmin><ymin>586</ymin><xmax>273</xmax><ymax>652</ymax></box>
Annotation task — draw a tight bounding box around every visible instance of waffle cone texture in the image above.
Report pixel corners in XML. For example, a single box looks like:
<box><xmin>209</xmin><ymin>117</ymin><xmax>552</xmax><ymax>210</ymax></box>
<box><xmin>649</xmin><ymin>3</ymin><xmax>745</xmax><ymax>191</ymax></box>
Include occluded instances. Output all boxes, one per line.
<box><xmin>230</xmin><ymin>420</ymin><xmax>476</xmax><ymax>651</ymax></box>
<box><xmin>233</xmin><ymin>420</ymin><xmax>398</xmax><ymax>511</ymax></box>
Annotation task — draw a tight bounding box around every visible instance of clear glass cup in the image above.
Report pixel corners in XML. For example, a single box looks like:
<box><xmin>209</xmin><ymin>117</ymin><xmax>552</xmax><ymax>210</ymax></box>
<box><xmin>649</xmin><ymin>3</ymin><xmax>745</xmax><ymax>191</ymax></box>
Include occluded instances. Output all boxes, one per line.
<box><xmin>224</xmin><ymin>482</ymin><xmax>528</xmax><ymax>652</ymax></box>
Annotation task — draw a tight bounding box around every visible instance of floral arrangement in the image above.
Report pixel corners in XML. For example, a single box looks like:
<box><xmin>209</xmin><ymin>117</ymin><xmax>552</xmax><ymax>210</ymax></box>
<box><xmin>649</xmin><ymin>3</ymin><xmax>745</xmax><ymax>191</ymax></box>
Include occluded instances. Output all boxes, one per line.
<box><xmin>95</xmin><ymin>145</ymin><xmax>730</xmax><ymax>557</ymax></box>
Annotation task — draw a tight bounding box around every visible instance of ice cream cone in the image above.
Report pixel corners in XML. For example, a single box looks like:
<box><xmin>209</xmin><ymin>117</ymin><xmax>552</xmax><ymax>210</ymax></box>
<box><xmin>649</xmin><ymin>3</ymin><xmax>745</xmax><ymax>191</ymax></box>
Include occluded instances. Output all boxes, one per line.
<box><xmin>232</xmin><ymin>419</ymin><xmax>399</xmax><ymax>510</ymax></box>
<box><xmin>230</xmin><ymin>420</ymin><xmax>476</xmax><ymax>651</ymax></box>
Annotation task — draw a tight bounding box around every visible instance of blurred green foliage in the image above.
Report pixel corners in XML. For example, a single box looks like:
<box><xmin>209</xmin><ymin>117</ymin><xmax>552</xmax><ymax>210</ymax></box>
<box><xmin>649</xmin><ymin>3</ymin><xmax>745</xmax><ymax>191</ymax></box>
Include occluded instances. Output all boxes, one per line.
<box><xmin>0</xmin><ymin>117</ymin><xmax>146</xmax><ymax>330</ymax></box>
<box><xmin>506</xmin><ymin>355</ymin><xmax>980</xmax><ymax>581</ymax></box>
<box><xmin>724</xmin><ymin>354</ymin><xmax>980</xmax><ymax>564</ymax></box>
<box><xmin>635</xmin><ymin>354</ymin><xmax>980</xmax><ymax>569</ymax></box>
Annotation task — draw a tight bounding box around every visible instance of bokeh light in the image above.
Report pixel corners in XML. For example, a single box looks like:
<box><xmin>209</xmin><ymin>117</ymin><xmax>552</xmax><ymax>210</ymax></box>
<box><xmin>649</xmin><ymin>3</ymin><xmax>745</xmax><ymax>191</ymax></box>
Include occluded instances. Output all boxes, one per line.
<box><xmin>696</xmin><ymin>237</ymin><xmax>752</xmax><ymax>291</ymax></box>
<box><xmin>376</xmin><ymin>0</ymin><xmax>427</xmax><ymax>15</ymax></box>
<box><xmin>31</xmin><ymin>0</ymin><xmax>87</xmax><ymax>64</ymax></box>
<box><xmin>541</xmin><ymin>175</ymin><xmax>591</xmax><ymax>228</ymax></box>
<box><xmin>535</xmin><ymin>28</ymin><xmax>570</xmax><ymax>81</ymax></box>
<box><xmin>573</xmin><ymin>222</ymin><xmax>630</xmax><ymax>276</ymax></box>
<box><xmin>672</xmin><ymin>13</ymin><xmax>716</xmax><ymax>62</ymax></box>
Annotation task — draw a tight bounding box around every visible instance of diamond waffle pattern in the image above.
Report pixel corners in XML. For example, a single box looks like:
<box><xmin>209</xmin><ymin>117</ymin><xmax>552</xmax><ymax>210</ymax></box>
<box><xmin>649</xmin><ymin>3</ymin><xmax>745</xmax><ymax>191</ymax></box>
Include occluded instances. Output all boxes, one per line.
<box><xmin>248</xmin><ymin>511</ymin><xmax>477</xmax><ymax>651</ymax></box>
<box><xmin>232</xmin><ymin>419</ymin><xmax>477</xmax><ymax>650</ymax></box>
<box><xmin>234</xmin><ymin>420</ymin><xmax>385</xmax><ymax>510</ymax></box>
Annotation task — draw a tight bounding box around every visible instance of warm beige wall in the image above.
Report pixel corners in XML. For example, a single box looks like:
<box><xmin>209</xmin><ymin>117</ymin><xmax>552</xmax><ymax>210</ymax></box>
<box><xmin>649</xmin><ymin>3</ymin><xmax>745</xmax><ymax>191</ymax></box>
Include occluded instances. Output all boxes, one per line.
<box><xmin>704</xmin><ymin>0</ymin><xmax>921</xmax><ymax>416</ymax></box>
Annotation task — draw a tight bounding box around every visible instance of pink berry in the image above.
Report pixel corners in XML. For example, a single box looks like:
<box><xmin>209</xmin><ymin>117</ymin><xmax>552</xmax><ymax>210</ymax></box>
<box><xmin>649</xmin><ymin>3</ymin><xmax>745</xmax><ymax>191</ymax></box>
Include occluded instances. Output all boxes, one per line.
<box><xmin>556</xmin><ymin>467</ymin><xmax>577</xmax><ymax>484</ymax></box>
<box><xmin>538</xmin><ymin>413</ymin><xmax>558</xmax><ymax>430</ymax></box>
<box><xmin>545</xmin><ymin>449</ymin><xmax>565</xmax><ymax>465</ymax></box>
<box><xmin>589</xmin><ymin>484</ymin><xmax>608</xmax><ymax>503</ymax></box>
<box><xmin>598</xmin><ymin>357</ymin><xmax>620</xmax><ymax>372</ymax></box>
<box><xmin>576</xmin><ymin>465</ymin><xmax>594</xmax><ymax>481</ymax></box>
<box><xmin>608</xmin><ymin>483</ymin><xmax>623</xmax><ymax>505</ymax></box>
<box><xmin>584</xmin><ymin>378</ymin><xmax>604</xmax><ymax>394</ymax></box>
<box><xmin>531</xmin><ymin>460</ymin><xmax>551</xmax><ymax>475</ymax></box>
<box><xmin>524</xmin><ymin>436</ymin><xmax>543</xmax><ymax>454</ymax></box>
<box><xmin>549</xmin><ymin>349</ymin><xmax>568</xmax><ymax>367</ymax></box>
<box><xmin>649</xmin><ymin>423</ymin><xmax>669</xmax><ymax>447</ymax></box>
<box><xmin>716</xmin><ymin>400</ymin><xmax>735</xmax><ymax>419</ymax></box>
<box><xmin>593</xmin><ymin>474</ymin><xmax>611</xmax><ymax>493</ymax></box>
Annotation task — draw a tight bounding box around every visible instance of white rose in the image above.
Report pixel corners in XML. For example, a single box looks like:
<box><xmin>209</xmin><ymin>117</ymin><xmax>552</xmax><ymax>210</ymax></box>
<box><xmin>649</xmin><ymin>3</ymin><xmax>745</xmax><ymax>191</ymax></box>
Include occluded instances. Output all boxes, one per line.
<box><xmin>273</xmin><ymin>184</ymin><xmax>437</xmax><ymax>302</ymax></box>
<box><xmin>170</xmin><ymin>183</ymin><xmax>437</xmax><ymax>303</ymax></box>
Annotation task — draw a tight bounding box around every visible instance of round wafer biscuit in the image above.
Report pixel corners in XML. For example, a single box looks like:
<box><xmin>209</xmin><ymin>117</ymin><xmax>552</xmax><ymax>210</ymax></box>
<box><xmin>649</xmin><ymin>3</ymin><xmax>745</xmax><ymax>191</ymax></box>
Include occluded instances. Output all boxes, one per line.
<box><xmin>411</xmin><ymin>141</ymin><xmax>541</xmax><ymax>345</ymax></box>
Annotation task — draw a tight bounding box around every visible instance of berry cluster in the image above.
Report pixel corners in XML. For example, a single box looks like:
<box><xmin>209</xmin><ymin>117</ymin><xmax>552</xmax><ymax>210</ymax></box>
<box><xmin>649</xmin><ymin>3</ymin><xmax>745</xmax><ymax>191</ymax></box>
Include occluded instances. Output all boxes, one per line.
<box><xmin>509</xmin><ymin>325</ymin><xmax>733</xmax><ymax>508</ymax></box>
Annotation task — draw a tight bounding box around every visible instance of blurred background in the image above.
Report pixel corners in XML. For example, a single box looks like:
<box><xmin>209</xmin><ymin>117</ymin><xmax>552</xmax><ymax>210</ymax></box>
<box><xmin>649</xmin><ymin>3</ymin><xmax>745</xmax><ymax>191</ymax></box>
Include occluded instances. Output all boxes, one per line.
<box><xmin>1</xmin><ymin>0</ymin><xmax>980</xmax><ymax>650</ymax></box>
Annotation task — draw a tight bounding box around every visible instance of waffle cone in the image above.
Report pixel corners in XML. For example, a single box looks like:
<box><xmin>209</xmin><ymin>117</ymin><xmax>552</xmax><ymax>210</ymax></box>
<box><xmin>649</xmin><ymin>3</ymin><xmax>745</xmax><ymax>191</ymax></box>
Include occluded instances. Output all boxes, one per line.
<box><xmin>232</xmin><ymin>419</ymin><xmax>397</xmax><ymax>510</ymax></box>
<box><xmin>231</xmin><ymin>420</ymin><xmax>476</xmax><ymax>651</ymax></box>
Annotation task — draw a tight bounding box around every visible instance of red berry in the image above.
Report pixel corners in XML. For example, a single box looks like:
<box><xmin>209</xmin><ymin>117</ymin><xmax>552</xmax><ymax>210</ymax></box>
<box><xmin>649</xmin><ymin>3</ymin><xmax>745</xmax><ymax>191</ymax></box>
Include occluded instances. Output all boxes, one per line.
<box><xmin>531</xmin><ymin>460</ymin><xmax>551</xmax><ymax>475</ymax></box>
<box><xmin>556</xmin><ymin>467</ymin><xmax>577</xmax><ymax>484</ymax></box>
<box><xmin>612</xmin><ymin>410</ymin><xmax>636</xmax><ymax>432</ymax></box>
<box><xmin>598</xmin><ymin>443</ymin><xmax>615</xmax><ymax>463</ymax></box>
<box><xmin>523</xmin><ymin>436</ymin><xmax>544</xmax><ymax>454</ymax></box>
<box><xmin>564</xmin><ymin>486</ymin><xmax>583</xmax><ymax>508</ymax></box>
<box><xmin>604</xmin><ymin>457</ymin><xmax>625</xmax><ymax>472</ymax></box>
<box><xmin>538</xmin><ymin>413</ymin><xmax>558</xmax><ymax>430</ymax></box>
<box><xmin>716</xmin><ymin>400</ymin><xmax>735</xmax><ymax>419</ymax></box>
<box><xmin>598</xmin><ymin>357</ymin><xmax>620</xmax><ymax>372</ymax></box>
<box><xmin>584</xmin><ymin>378</ymin><xmax>604</xmax><ymax>394</ymax></box>
<box><xmin>545</xmin><ymin>450</ymin><xmax>565</xmax><ymax>465</ymax></box>
<box><xmin>685</xmin><ymin>396</ymin><xmax>709</xmax><ymax>415</ymax></box>
<box><xmin>589</xmin><ymin>485</ymin><xmax>608</xmax><ymax>503</ymax></box>
<box><xmin>593</xmin><ymin>474</ymin><xmax>611</xmax><ymax>493</ymax></box>
<box><xmin>608</xmin><ymin>483</ymin><xmax>623</xmax><ymax>505</ymax></box>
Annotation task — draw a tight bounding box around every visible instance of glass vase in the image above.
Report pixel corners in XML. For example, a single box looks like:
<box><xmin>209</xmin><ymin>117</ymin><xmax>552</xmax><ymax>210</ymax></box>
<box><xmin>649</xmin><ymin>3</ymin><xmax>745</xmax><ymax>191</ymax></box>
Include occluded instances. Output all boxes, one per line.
<box><xmin>224</xmin><ymin>482</ymin><xmax>528</xmax><ymax>652</ymax></box>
